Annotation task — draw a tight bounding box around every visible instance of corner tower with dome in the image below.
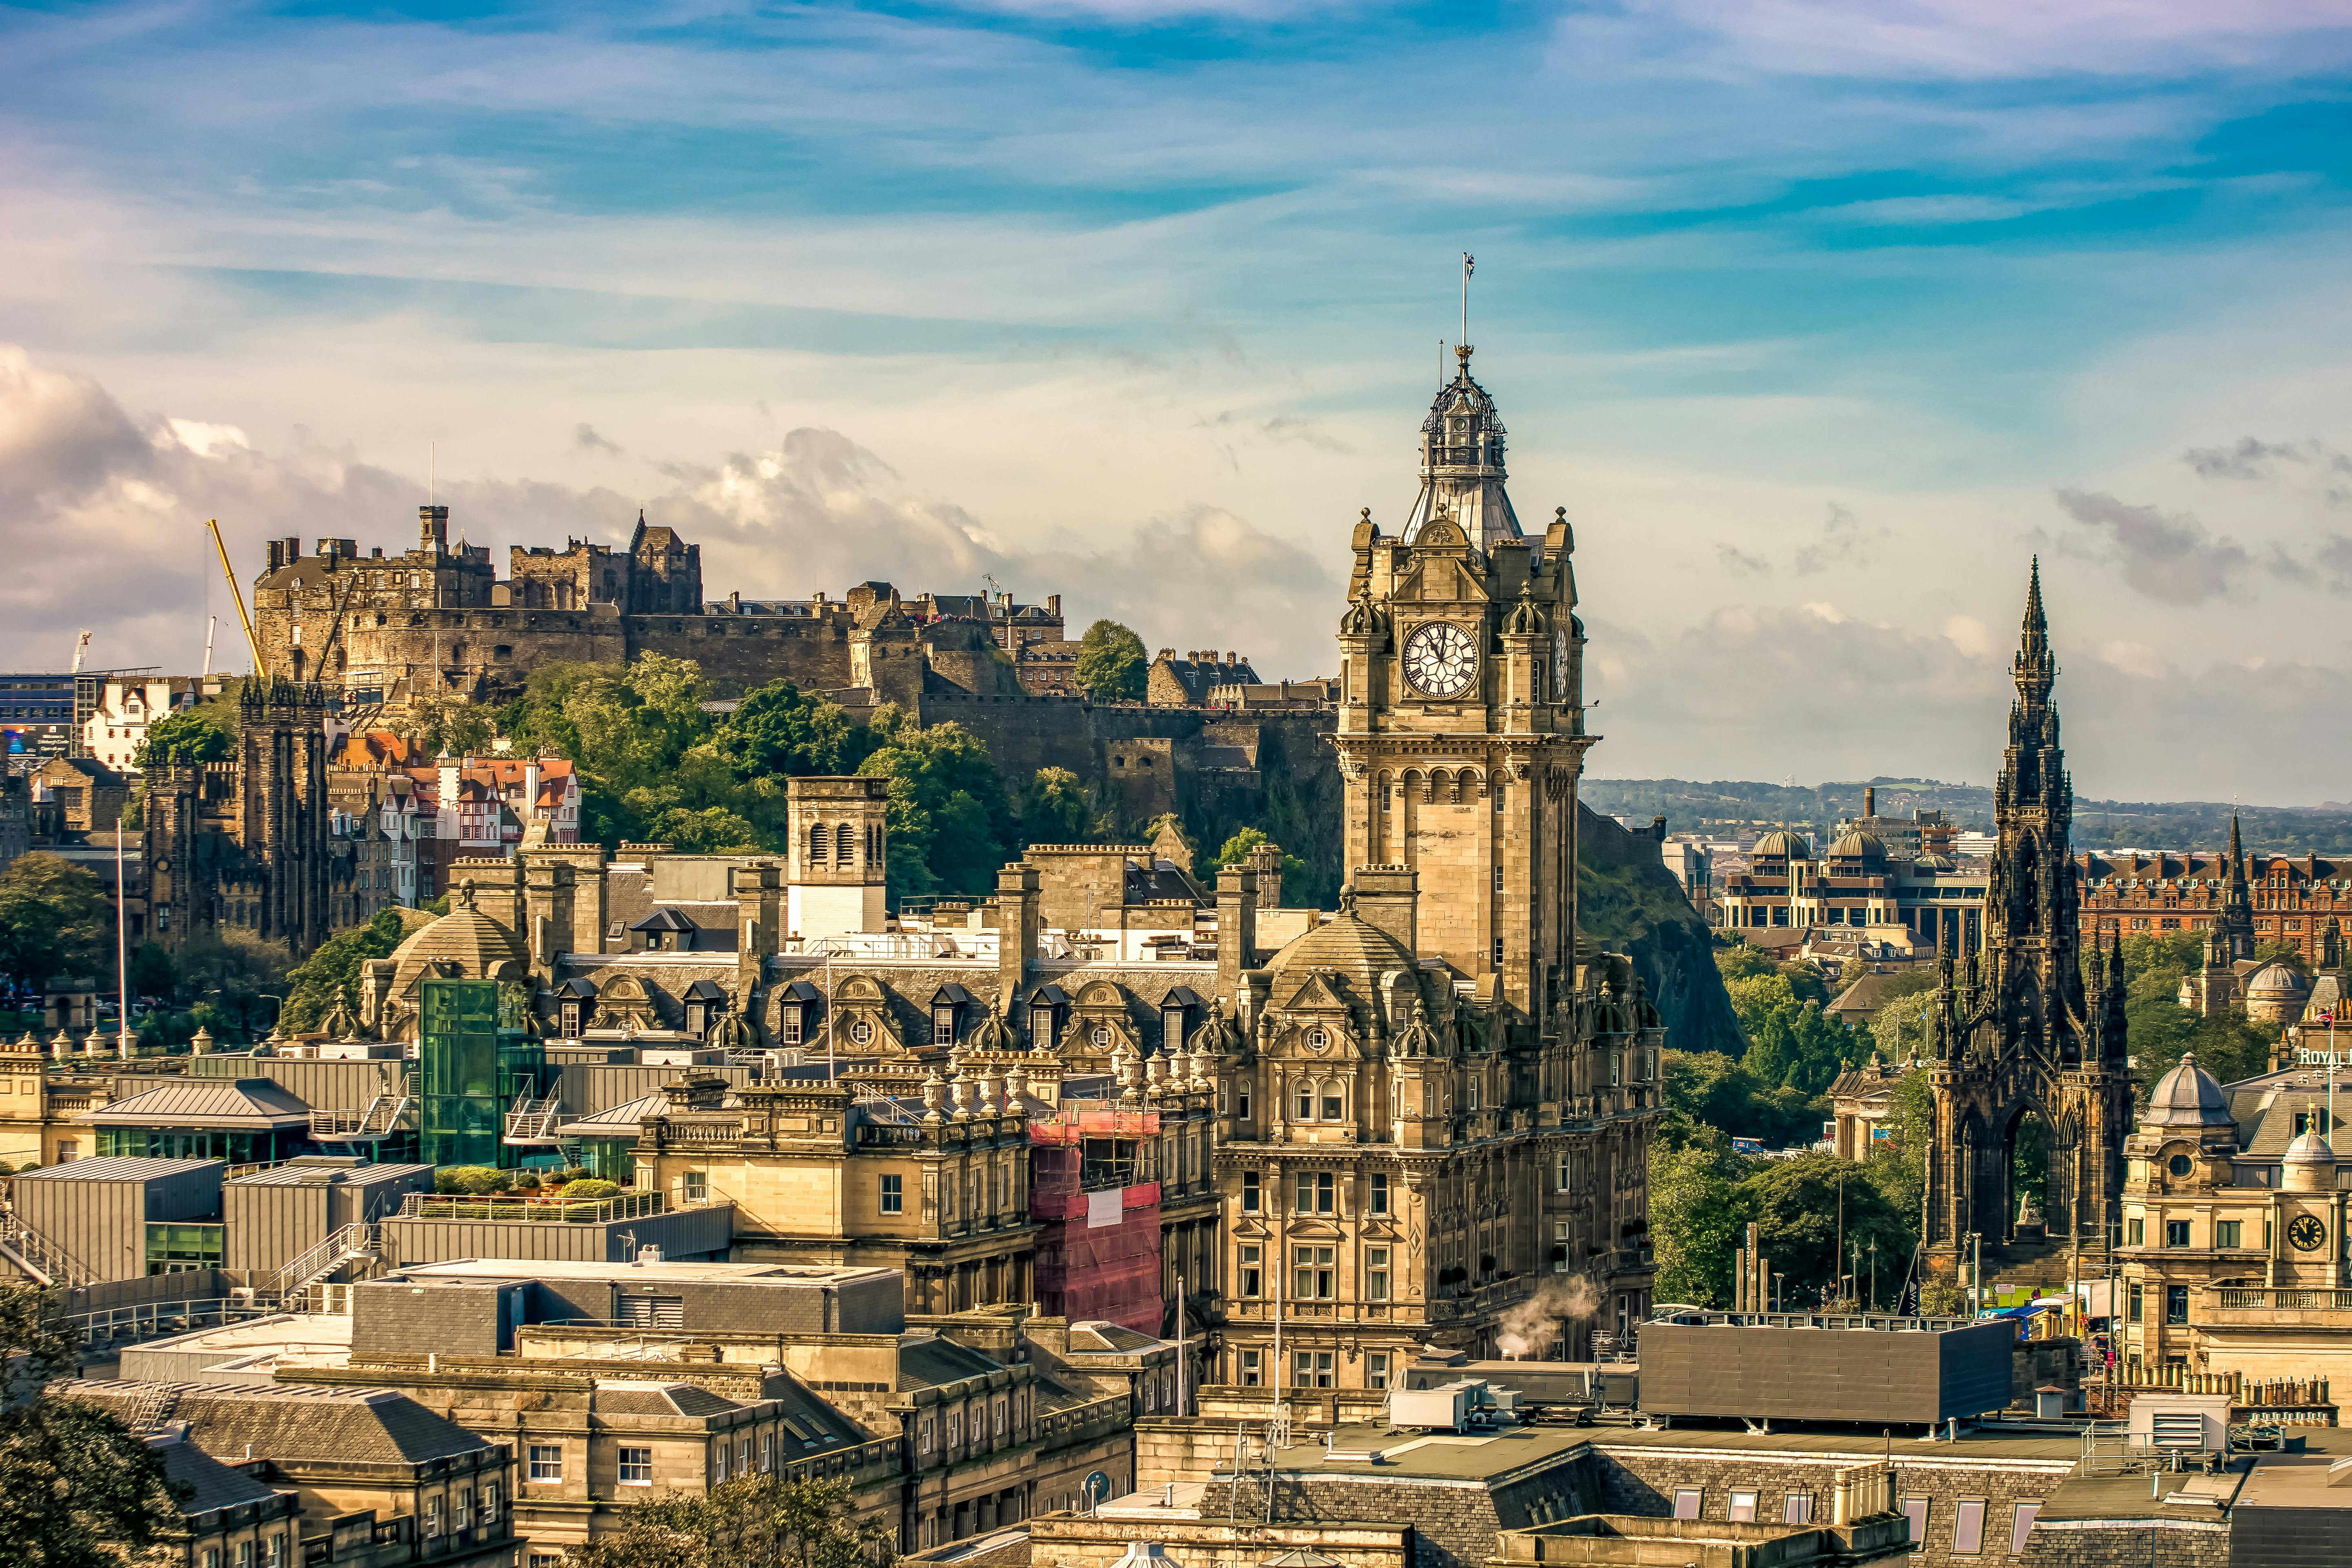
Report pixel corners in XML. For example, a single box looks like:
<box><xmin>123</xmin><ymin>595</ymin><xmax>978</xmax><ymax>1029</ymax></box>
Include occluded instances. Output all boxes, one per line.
<box><xmin>1924</xmin><ymin>563</ymin><xmax>2133</xmax><ymax>1266</ymax></box>
<box><xmin>1206</xmin><ymin>343</ymin><xmax>1664</xmax><ymax>1393</ymax></box>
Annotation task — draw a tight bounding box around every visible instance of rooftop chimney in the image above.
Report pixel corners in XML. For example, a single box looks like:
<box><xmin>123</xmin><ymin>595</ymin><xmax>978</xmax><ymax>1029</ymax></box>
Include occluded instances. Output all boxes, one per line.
<box><xmin>1863</xmin><ymin>786</ymin><xmax>1875</xmax><ymax>818</ymax></box>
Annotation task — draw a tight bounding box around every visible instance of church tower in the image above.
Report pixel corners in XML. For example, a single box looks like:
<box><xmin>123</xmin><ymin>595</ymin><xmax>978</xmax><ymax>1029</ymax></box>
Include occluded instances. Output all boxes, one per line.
<box><xmin>1925</xmin><ymin>563</ymin><xmax>2130</xmax><ymax>1260</ymax></box>
<box><xmin>1208</xmin><ymin>338</ymin><xmax>1662</xmax><ymax>1394</ymax></box>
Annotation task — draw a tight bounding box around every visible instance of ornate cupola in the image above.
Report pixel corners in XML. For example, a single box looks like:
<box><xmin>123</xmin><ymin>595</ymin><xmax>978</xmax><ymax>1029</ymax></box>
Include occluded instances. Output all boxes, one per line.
<box><xmin>1403</xmin><ymin>346</ymin><xmax>1523</xmax><ymax>552</ymax></box>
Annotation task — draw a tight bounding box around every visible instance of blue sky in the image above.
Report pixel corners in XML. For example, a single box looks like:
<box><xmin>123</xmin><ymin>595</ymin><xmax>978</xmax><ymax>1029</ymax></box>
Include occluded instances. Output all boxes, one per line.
<box><xmin>6</xmin><ymin>1</ymin><xmax>2352</xmax><ymax>803</ymax></box>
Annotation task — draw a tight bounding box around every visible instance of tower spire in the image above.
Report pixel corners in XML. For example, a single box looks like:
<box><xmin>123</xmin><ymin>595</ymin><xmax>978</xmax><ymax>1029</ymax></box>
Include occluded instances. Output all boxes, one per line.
<box><xmin>2013</xmin><ymin>555</ymin><xmax>2055</xmax><ymax>705</ymax></box>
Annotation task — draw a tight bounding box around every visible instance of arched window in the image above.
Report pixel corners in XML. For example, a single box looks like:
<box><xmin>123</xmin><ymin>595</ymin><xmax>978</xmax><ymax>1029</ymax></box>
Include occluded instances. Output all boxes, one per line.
<box><xmin>808</xmin><ymin>824</ymin><xmax>829</xmax><ymax>865</ymax></box>
<box><xmin>1294</xmin><ymin>1080</ymin><xmax>1315</xmax><ymax>1120</ymax></box>
<box><xmin>1319</xmin><ymin>1080</ymin><xmax>1344</xmax><ymax>1121</ymax></box>
<box><xmin>836</xmin><ymin>823</ymin><xmax>857</xmax><ymax>865</ymax></box>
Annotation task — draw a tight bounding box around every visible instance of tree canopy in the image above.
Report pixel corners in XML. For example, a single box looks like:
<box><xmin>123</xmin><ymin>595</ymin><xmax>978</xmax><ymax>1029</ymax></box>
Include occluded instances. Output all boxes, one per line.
<box><xmin>130</xmin><ymin>709</ymin><xmax>232</xmax><ymax>770</ymax></box>
<box><xmin>1073</xmin><ymin>618</ymin><xmax>1147</xmax><ymax>703</ymax></box>
<box><xmin>564</xmin><ymin>1474</ymin><xmax>894</xmax><ymax>1568</ymax></box>
<box><xmin>0</xmin><ymin>1284</ymin><xmax>184</xmax><ymax>1568</ymax></box>
<box><xmin>281</xmin><ymin>907</ymin><xmax>412</xmax><ymax>1032</ymax></box>
<box><xmin>856</xmin><ymin>709</ymin><xmax>1017</xmax><ymax>901</ymax></box>
<box><xmin>0</xmin><ymin>854</ymin><xmax>113</xmax><ymax>995</ymax></box>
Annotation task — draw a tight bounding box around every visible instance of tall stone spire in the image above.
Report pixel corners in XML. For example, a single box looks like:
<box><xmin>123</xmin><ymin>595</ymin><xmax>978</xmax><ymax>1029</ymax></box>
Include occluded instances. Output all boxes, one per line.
<box><xmin>2213</xmin><ymin>810</ymin><xmax>2255</xmax><ymax>962</ymax></box>
<box><xmin>1925</xmin><ymin>561</ymin><xmax>2128</xmax><ymax>1260</ymax></box>
<box><xmin>1401</xmin><ymin>345</ymin><xmax>1523</xmax><ymax>552</ymax></box>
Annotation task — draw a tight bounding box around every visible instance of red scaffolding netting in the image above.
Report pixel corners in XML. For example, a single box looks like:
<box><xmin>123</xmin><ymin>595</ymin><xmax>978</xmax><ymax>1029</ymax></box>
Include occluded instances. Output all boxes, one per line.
<box><xmin>1032</xmin><ymin>1151</ymin><xmax>1163</xmax><ymax>1333</ymax></box>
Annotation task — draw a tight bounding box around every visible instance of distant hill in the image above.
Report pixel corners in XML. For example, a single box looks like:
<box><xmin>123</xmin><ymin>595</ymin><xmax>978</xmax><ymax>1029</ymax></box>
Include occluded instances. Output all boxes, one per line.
<box><xmin>1580</xmin><ymin>777</ymin><xmax>2352</xmax><ymax>857</ymax></box>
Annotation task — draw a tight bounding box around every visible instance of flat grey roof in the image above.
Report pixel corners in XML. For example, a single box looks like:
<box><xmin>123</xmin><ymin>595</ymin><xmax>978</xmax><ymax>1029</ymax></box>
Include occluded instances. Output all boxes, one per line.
<box><xmin>15</xmin><ymin>1155</ymin><xmax>218</xmax><ymax>1182</ymax></box>
<box><xmin>398</xmin><ymin>1258</ymin><xmax>898</xmax><ymax>1286</ymax></box>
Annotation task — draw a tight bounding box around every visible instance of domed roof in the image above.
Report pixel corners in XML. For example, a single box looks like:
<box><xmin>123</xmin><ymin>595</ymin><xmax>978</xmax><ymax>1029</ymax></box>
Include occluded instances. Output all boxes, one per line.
<box><xmin>1752</xmin><ymin>830</ymin><xmax>1805</xmax><ymax>858</ymax></box>
<box><xmin>1266</xmin><ymin>906</ymin><xmax>1418</xmax><ymax>991</ymax></box>
<box><xmin>1912</xmin><ymin>852</ymin><xmax>1956</xmax><ymax>872</ymax></box>
<box><xmin>2285</xmin><ymin>1128</ymin><xmax>2334</xmax><ymax>1164</ymax></box>
<box><xmin>1420</xmin><ymin>364</ymin><xmax>1505</xmax><ymax>439</ymax></box>
<box><xmin>1830</xmin><ymin>829</ymin><xmax>1886</xmax><ymax>860</ymax></box>
<box><xmin>2247</xmin><ymin>961</ymin><xmax>2310</xmax><ymax>996</ymax></box>
<box><xmin>386</xmin><ymin>882</ymin><xmax>530</xmax><ymax>997</ymax></box>
<box><xmin>2143</xmin><ymin>1053</ymin><xmax>2235</xmax><ymax>1129</ymax></box>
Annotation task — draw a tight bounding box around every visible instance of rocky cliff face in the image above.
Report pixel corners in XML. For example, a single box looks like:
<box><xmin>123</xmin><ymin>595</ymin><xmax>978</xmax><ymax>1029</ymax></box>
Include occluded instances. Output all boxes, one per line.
<box><xmin>1576</xmin><ymin>805</ymin><xmax>1743</xmax><ymax>1056</ymax></box>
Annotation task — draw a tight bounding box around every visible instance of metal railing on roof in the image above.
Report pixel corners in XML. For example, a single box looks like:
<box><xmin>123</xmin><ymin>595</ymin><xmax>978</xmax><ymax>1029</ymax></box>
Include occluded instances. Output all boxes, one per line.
<box><xmin>397</xmin><ymin>1190</ymin><xmax>685</xmax><ymax>1224</ymax></box>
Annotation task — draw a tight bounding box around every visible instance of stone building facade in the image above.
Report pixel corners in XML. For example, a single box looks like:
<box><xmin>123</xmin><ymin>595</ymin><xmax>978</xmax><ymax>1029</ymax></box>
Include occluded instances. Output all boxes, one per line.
<box><xmin>250</xmin><ymin>509</ymin><xmax>1063</xmax><ymax>708</ymax></box>
<box><xmin>1208</xmin><ymin>343</ymin><xmax>1662</xmax><ymax>1395</ymax></box>
<box><xmin>1923</xmin><ymin>565</ymin><xmax>2131</xmax><ymax>1261</ymax></box>
<box><xmin>143</xmin><ymin>678</ymin><xmax>336</xmax><ymax>955</ymax></box>
<box><xmin>2112</xmin><ymin>1053</ymin><xmax>2352</xmax><ymax>1380</ymax></box>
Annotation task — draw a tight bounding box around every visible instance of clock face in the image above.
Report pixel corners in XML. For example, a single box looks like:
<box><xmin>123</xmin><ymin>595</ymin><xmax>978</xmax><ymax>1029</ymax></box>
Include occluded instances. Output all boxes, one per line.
<box><xmin>1551</xmin><ymin>625</ymin><xmax>1570</xmax><ymax>700</ymax></box>
<box><xmin>2289</xmin><ymin>1214</ymin><xmax>2327</xmax><ymax>1252</ymax></box>
<box><xmin>1403</xmin><ymin>621</ymin><xmax>1478</xmax><ymax>699</ymax></box>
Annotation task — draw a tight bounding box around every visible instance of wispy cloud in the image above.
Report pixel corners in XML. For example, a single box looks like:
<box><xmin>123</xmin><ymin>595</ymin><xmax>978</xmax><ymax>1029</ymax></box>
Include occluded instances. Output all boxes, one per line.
<box><xmin>2054</xmin><ymin>488</ymin><xmax>2252</xmax><ymax>606</ymax></box>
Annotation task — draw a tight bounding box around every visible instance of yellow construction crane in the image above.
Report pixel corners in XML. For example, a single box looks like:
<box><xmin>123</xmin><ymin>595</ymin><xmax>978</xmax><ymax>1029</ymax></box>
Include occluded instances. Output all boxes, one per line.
<box><xmin>204</xmin><ymin>518</ymin><xmax>268</xmax><ymax>679</ymax></box>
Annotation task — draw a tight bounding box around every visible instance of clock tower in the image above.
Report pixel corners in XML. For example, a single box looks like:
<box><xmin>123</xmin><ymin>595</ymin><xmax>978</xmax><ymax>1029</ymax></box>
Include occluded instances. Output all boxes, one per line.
<box><xmin>1205</xmin><ymin>339</ymin><xmax>1662</xmax><ymax>1388</ymax></box>
<box><xmin>1334</xmin><ymin>344</ymin><xmax>1590</xmax><ymax>1024</ymax></box>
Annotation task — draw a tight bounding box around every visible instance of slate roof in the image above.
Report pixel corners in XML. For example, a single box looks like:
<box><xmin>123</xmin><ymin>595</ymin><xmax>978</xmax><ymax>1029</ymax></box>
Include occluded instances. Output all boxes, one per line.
<box><xmin>151</xmin><ymin>1429</ymin><xmax>289</xmax><ymax>1518</ymax></box>
<box><xmin>70</xmin><ymin>1380</ymin><xmax>499</xmax><ymax>1468</ymax></box>
<box><xmin>80</xmin><ymin>1078</ymin><xmax>314</xmax><ymax>1129</ymax></box>
<box><xmin>897</xmin><ymin>1334</ymin><xmax>1000</xmax><ymax>1391</ymax></box>
<box><xmin>1067</xmin><ymin>1321</ymin><xmax>1161</xmax><ymax>1354</ymax></box>
<box><xmin>594</xmin><ymin>1381</ymin><xmax>743</xmax><ymax>1419</ymax></box>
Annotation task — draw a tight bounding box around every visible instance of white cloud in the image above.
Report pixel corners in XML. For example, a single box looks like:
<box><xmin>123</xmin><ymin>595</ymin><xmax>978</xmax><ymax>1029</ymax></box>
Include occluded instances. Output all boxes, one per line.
<box><xmin>1942</xmin><ymin>615</ymin><xmax>1992</xmax><ymax>657</ymax></box>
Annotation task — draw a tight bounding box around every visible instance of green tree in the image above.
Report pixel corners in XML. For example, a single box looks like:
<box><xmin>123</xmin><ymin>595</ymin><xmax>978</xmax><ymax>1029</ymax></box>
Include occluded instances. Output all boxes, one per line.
<box><xmin>280</xmin><ymin>909</ymin><xmax>409</xmax><ymax>1033</ymax></box>
<box><xmin>636</xmin><ymin>805</ymin><xmax>767</xmax><ymax>855</ymax></box>
<box><xmin>398</xmin><ymin>692</ymin><xmax>497</xmax><ymax>758</ymax></box>
<box><xmin>0</xmin><ymin>854</ymin><xmax>113</xmax><ymax>995</ymax></box>
<box><xmin>1020</xmin><ymin>768</ymin><xmax>1104</xmax><ymax>844</ymax></box>
<box><xmin>855</xmin><ymin>710</ymin><xmax>1015</xmax><ymax>902</ymax></box>
<box><xmin>1659</xmin><ymin>1048</ymin><xmax>1828</xmax><ymax>1151</ymax></box>
<box><xmin>565</xmin><ymin>1474</ymin><xmax>894</xmax><ymax>1568</ymax></box>
<box><xmin>709</xmin><ymin>681</ymin><xmax>875</xmax><ymax>781</ymax></box>
<box><xmin>127</xmin><ymin>941</ymin><xmax>175</xmax><ymax>1002</ymax></box>
<box><xmin>1869</xmin><ymin>987</ymin><xmax>1937</xmax><ymax>1064</ymax></box>
<box><xmin>434</xmin><ymin>1165</ymin><xmax>511</xmax><ymax>1195</ymax></box>
<box><xmin>1211</xmin><ymin>827</ymin><xmax>1308</xmax><ymax>885</ymax></box>
<box><xmin>1072</xmin><ymin>618</ymin><xmax>1147</xmax><ymax>703</ymax></box>
<box><xmin>1649</xmin><ymin>1129</ymin><xmax>1745</xmax><ymax>1307</ymax></box>
<box><xmin>171</xmin><ymin>928</ymin><xmax>293</xmax><ymax>1040</ymax></box>
<box><xmin>2113</xmin><ymin>931</ymin><xmax>2277</xmax><ymax>1103</ymax></box>
<box><xmin>1858</xmin><ymin>1068</ymin><xmax>1934</xmax><ymax>1231</ymax></box>
<box><xmin>0</xmin><ymin>1283</ymin><xmax>184</xmax><ymax>1567</ymax></box>
<box><xmin>131</xmin><ymin>709</ymin><xmax>232</xmax><ymax>770</ymax></box>
<box><xmin>1737</xmin><ymin>1151</ymin><xmax>1914</xmax><ymax>1309</ymax></box>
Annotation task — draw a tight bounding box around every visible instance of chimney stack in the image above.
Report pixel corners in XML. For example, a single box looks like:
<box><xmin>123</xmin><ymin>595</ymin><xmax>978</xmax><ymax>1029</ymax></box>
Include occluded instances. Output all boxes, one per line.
<box><xmin>1863</xmin><ymin>785</ymin><xmax>1875</xmax><ymax>818</ymax></box>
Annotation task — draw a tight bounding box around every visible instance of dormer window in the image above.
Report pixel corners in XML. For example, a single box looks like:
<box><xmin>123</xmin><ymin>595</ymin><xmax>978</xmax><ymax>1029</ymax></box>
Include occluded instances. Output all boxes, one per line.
<box><xmin>778</xmin><ymin>980</ymin><xmax>821</xmax><ymax>1048</ymax></box>
<box><xmin>929</xmin><ymin>985</ymin><xmax>973</xmax><ymax>1048</ymax></box>
<box><xmin>1027</xmin><ymin>985</ymin><xmax>1068</xmax><ymax>1051</ymax></box>
<box><xmin>1160</xmin><ymin>987</ymin><xmax>1202</xmax><ymax>1056</ymax></box>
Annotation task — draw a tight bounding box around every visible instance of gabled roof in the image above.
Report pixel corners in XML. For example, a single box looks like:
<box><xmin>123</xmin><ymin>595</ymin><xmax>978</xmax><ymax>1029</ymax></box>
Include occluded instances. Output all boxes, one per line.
<box><xmin>779</xmin><ymin>980</ymin><xmax>822</xmax><ymax>1003</ymax></box>
<box><xmin>897</xmin><ymin>1334</ymin><xmax>1001</xmax><ymax>1391</ymax></box>
<box><xmin>631</xmin><ymin>907</ymin><xmax>699</xmax><ymax>932</ymax></box>
<box><xmin>79</xmin><ymin>1077</ymin><xmax>313</xmax><ymax>1129</ymax></box>
<box><xmin>68</xmin><ymin>1381</ymin><xmax>498</xmax><ymax>1467</ymax></box>
<box><xmin>150</xmin><ymin>1430</ymin><xmax>288</xmax><ymax>1518</ymax></box>
<box><xmin>593</xmin><ymin>1381</ymin><xmax>743</xmax><ymax>1419</ymax></box>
